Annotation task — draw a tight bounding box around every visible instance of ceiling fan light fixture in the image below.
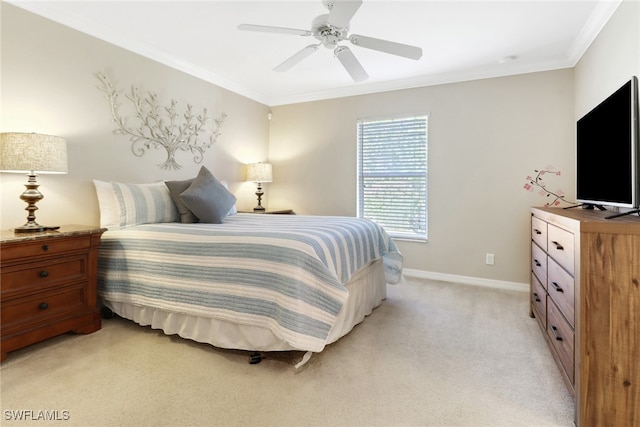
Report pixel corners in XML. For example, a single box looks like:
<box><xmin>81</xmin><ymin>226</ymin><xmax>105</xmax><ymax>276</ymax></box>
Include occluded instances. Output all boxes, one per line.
<box><xmin>321</xmin><ymin>33</ymin><xmax>339</xmax><ymax>48</ymax></box>
<box><xmin>312</xmin><ymin>14</ymin><xmax>348</xmax><ymax>49</ymax></box>
<box><xmin>238</xmin><ymin>0</ymin><xmax>421</xmax><ymax>80</ymax></box>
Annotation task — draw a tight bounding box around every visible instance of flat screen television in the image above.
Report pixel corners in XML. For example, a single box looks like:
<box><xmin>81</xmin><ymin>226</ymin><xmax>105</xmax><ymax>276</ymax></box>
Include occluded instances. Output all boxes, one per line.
<box><xmin>576</xmin><ymin>76</ymin><xmax>639</xmax><ymax>215</ymax></box>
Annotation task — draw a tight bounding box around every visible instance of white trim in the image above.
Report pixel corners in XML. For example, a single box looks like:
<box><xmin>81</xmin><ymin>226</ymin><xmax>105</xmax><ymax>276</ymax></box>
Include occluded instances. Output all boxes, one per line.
<box><xmin>402</xmin><ymin>268</ymin><xmax>528</xmax><ymax>293</ymax></box>
<box><xmin>566</xmin><ymin>0</ymin><xmax>622</xmax><ymax>66</ymax></box>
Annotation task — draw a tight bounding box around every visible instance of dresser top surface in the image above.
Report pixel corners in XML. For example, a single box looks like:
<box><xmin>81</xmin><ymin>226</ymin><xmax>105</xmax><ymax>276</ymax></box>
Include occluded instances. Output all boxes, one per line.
<box><xmin>531</xmin><ymin>206</ymin><xmax>640</xmax><ymax>234</ymax></box>
<box><xmin>0</xmin><ymin>225</ymin><xmax>106</xmax><ymax>245</ymax></box>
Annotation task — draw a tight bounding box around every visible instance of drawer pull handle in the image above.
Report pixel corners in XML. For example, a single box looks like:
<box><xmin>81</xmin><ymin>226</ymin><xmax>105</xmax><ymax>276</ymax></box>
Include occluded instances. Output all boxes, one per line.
<box><xmin>534</xmin><ymin>259</ymin><xmax>541</xmax><ymax>267</ymax></box>
<box><xmin>551</xmin><ymin>325</ymin><xmax>563</xmax><ymax>341</ymax></box>
<box><xmin>533</xmin><ymin>229</ymin><xmax>542</xmax><ymax>235</ymax></box>
<box><xmin>39</xmin><ymin>270</ymin><xmax>49</xmax><ymax>278</ymax></box>
<box><xmin>533</xmin><ymin>292</ymin><xmax>541</xmax><ymax>302</ymax></box>
<box><xmin>551</xmin><ymin>241</ymin><xmax>564</xmax><ymax>251</ymax></box>
<box><xmin>551</xmin><ymin>282</ymin><xmax>564</xmax><ymax>293</ymax></box>
<box><xmin>39</xmin><ymin>302</ymin><xmax>49</xmax><ymax>310</ymax></box>
<box><xmin>42</xmin><ymin>244</ymin><xmax>49</xmax><ymax>251</ymax></box>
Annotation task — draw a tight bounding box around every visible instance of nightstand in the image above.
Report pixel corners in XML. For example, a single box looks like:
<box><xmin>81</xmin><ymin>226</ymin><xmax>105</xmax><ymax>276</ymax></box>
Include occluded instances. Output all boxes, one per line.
<box><xmin>239</xmin><ymin>209</ymin><xmax>295</xmax><ymax>214</ymax></box>
<box><xmin>0</xmin><ymin>225</ymin><xmax>106</xmax><ymax>361</ymax></box>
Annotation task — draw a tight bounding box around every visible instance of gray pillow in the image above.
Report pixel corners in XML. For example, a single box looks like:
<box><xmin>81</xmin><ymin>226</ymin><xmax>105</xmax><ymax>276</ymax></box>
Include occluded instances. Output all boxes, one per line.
<box><xmin>179</xmin><ymin>166</ymin><xmax>237</xmax><ymax>224</ymax></box>
<box><xmin>165</xmin><ymin>178</ymin><xmax>198</xmax><ymax>223</ymax></box>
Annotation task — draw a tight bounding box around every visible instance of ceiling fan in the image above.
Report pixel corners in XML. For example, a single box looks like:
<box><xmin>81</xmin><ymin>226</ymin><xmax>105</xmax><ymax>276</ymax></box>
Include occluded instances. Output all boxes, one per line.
<box><xmin>238</xmin><ymin>0</ymin><xmax>423</xmax><ymax>82</ymax></box>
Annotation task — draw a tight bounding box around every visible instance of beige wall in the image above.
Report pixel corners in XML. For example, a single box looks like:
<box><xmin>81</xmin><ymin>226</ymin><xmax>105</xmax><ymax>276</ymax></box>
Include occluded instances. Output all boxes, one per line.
<box><xmin>1</xmin><ymin>4</ymin><xmax>270</xmax><ymax>229</ymax></box>
<box><xmin>269</xmin><ymin>71</ymin><xmax>575</xmax><ymax>284</ymax></box>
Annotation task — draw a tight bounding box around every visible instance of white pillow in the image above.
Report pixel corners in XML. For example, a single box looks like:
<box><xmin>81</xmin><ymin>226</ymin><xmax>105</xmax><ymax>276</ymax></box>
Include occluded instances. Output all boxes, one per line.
<box><xmin>220</xmin><ymin>180</ymin><xmax>237</xmax><ymax>216</ymax></box>
<box><xmin>94</xmin><ymin>180</ymin><xmax>179</xmax><ymax>229</ymax></box>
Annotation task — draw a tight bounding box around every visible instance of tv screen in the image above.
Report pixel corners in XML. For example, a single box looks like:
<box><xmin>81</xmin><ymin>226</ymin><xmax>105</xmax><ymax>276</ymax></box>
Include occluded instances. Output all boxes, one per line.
<box><xmin>576</xmin><ymin>77</ymin><xmax>638</xmax><ymax>209</ymax></box>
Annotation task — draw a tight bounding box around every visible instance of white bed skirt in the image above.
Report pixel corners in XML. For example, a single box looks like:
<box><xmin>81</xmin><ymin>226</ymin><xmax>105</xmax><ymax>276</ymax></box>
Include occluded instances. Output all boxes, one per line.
<box><xmin>103</xmin><ymin>258</ymin><xmax>387</xmax><ymax>352</ymax></box>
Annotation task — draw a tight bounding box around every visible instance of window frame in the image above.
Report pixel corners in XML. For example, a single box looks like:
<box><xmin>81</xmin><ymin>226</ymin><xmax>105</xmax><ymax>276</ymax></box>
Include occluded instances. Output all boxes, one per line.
<box><xmin>356</xmin><ymin>113</ymin><xmax>429</xmax><ymax>242</ymax></box>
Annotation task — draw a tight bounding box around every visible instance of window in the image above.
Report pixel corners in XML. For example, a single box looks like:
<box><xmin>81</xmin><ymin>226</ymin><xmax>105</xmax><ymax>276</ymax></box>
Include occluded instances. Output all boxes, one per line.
<box><xmin>357</xmin><ymin>114</ymin><xmax>428</xmax><ymax>241</ymax></box>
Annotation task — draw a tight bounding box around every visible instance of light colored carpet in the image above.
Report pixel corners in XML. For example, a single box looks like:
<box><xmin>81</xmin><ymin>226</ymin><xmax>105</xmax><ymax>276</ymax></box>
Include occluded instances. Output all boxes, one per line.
<box><xmin>0</xmin><ymin>277</ymin><xmax>574</xmax><ymax>427</ymax></box>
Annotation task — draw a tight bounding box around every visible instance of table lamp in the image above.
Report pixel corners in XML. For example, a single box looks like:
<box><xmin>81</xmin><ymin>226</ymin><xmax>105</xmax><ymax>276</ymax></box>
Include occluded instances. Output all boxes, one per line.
<box><xmin>246</xmin><ymin>162</ymin><xmax>272</xmax><ymax>212</ymax></box>
<box><xmin>0</xmin><ymin>132</ymin><xmax>68</xmax><ymax>232</ymax></box>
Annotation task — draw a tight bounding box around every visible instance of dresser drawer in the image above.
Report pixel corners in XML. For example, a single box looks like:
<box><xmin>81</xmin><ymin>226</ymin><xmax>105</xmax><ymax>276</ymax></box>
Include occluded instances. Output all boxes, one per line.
<box><xmin>547</xmin><ymin>298</ymin><xmax>574</xmax><ymax>384</ymax></box>
<box><xmin>547</xmin><ymin>224</ymin><xmax>575</xmax><ymax>275</ymax></box>
<box><xmin>531</xmin><ymin>242</ymin><xmax>547</xmax><ymax>286</ymax></box>
<box><xmin>531</xmin><ymin>272</ymin><xmax>546</xmax><ymax>330</ymax></box>
<box><xmin>1</xmin><ymin>255</ymin><xmax>88</xmax><ymax>295</ymax></box>
<box><xmin>531</xmin><ymin>215</ymin><xmax>547</xmax><ymax>250</ymax></box>
<box><xmin>547</xmin><ymin>258</ymin><xmax>575</xmax><ymax>328</ymax></box>
<box><xmin>0</xmin><ymin>235</ymin><xmax>92</xmax><ymax>262</ymax></box>
<box><xmin>1</xmin><ymin>286</ymin><xmax>86</xmax><ymax>331</ymax></box>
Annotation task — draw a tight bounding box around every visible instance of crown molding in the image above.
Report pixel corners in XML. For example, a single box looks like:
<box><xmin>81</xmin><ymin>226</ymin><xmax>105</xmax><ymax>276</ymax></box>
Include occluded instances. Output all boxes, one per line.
<box><xmin>566</xmin><ymin>0</ymin><xmax>622</xmax><ymax>66</ymax></box>
<box><xmin>8</xmin><ymin>0</ymin><xmax>622</xmax><ymax>107</ymax></box>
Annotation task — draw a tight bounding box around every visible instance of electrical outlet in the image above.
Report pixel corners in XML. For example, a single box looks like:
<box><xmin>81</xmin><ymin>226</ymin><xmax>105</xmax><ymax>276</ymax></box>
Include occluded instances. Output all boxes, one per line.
<box><xmin>486</xmin><ymin>253</ymin><xmax>495</xmax><ymax>265</ymax></box>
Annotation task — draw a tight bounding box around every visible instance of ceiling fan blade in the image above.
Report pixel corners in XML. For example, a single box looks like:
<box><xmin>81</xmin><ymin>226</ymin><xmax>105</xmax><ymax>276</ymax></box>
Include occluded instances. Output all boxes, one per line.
<box><xmin>326</xmin><ymin>0</ymin><xmax>363</xmax><ymax>28</ymax></box>
<box><xmin>274</xmin><ymin>44</ymin><xmax>320</xmax><ymax>72</ymax></box>
<box><xmin>238</xmin><ymin>24</ymin><xmax>311</xmax><ymax>37</ymax></box>
<box><xmin>349</xmin><ymin>34</ymin><xmax>423</xmax><ymax>60</ymax></box>
<box><xmin>334</xmin><ymin>46</ymin><xmax>368</xmax><ymax>82</ymax></box>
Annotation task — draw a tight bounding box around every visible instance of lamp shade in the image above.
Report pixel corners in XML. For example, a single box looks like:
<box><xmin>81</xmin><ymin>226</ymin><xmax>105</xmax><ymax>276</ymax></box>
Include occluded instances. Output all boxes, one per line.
<box><xmin>246</xmin><ymin>162</ymin><xmax>272</xmax><ymax>183</ymax></box>
<box><xmin>0</xmin><ymin>132</ymin><xmax>68</xmax><ymax>174</ymax></box>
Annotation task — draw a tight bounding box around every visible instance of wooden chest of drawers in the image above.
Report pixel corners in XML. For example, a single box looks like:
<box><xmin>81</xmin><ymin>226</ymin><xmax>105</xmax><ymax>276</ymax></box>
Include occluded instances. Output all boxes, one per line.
<box><xmin>530</xmin><ymin>207</ymin><xmax>640</xmax><ymax>427</ymax></box>
<box><xmin>1</xmin><ymin>225</ymin><xmax>105</xmax><ymax>361</ymax></box>
<box><xmin>530</xmin><ymin>209</ymin><xmax>576</xmax><ymax>392</ymax></box>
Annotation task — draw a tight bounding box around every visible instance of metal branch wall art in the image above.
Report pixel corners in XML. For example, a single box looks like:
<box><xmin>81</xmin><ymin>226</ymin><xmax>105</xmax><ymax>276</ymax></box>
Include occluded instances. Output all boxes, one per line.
<box><xmin>96</xmin><ymin>73</ymin><xmax>227</xmax><ymax>170</ymax></box>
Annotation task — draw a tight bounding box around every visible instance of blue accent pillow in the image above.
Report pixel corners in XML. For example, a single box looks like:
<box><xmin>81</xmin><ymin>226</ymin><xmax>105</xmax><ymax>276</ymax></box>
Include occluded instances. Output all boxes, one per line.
<box><xmin>179</xmin><ymin>166</ymin><xmax>237</xmax><ymax>224</ymax></box>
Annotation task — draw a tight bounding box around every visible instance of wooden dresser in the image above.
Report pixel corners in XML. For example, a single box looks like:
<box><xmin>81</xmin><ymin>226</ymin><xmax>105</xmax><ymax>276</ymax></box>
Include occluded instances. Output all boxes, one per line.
<box><xmin>1</xmin><ymin>225</ymin><xmax>106</xmax><ymax>361</ymax></box>
<box><xmin>530</xmin><ymin>207</ymin><xmax>640</xmax><ymax>427</ymax></box>
<box><xmin>238</xmin><ymin>209</ymin><xmax>295</xmax><ymax>214</ymax></box>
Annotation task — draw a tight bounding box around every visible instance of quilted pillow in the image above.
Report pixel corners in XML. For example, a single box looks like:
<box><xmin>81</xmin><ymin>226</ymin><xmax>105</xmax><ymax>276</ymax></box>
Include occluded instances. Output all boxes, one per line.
<box><xmin>94</xmin><ymin>180</ymin><xmax>179</xmax><ymax>230</ymax></box>
<box><xmin>179</xmin><ymin>166</ymin><xmax>237</xmax><ymax>224</ymax></box>
<box><xmin>165</xmin><ymin>177</ymin><xmax>237</xmax><ymax>223</ymax></box>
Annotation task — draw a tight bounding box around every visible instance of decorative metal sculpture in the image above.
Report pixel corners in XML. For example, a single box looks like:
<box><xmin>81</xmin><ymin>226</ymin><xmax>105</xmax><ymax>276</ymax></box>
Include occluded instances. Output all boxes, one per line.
<box><xmin>96</xmin><ymin>73</ymin><xmax>227</xmax><ymax>170</ymax></box>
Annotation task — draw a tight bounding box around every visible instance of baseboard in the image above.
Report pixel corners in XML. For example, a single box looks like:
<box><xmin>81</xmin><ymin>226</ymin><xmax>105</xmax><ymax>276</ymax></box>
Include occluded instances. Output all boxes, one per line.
<box><xmin>402</xmin><ymin>268</ymin><xmax>528</xmax><ymax>292</ymax></box>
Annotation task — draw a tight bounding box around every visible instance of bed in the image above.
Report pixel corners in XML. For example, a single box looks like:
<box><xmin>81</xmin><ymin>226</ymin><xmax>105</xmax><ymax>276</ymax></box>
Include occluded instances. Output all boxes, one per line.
<box><xmin>94</xmin><ymin>173</ymin><xmax>402</xmax><ymax>364</ymax></box>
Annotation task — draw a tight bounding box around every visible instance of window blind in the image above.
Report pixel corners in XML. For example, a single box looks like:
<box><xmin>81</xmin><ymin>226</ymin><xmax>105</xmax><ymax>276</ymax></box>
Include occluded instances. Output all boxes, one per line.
<box><xmin>357</xmin><ymin>115</ymin><xmax>428</xmax><ymax>241</ymax></box>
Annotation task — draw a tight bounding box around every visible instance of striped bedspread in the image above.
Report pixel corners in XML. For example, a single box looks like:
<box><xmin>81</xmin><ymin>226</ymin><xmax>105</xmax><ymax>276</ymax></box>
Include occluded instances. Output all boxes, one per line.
<box><xmin>97</xmin><ymin>214</ymin><xmax>402</xmax><ymax>352</ymax></box>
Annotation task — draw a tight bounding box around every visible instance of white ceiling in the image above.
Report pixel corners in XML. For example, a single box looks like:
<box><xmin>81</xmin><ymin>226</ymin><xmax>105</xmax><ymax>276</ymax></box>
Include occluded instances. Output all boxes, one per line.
<box><xmin>8</xmin><ymin>0</ymin><xmax>622</xmax><ymax>106</ymax></box>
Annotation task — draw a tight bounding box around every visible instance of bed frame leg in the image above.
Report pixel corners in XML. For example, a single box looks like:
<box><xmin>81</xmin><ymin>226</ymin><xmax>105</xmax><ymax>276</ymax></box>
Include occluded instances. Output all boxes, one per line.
<box><xmin>249</xmin><ymin>352</ymin><xmax>263</xmax><ymax>364</ymax></box>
